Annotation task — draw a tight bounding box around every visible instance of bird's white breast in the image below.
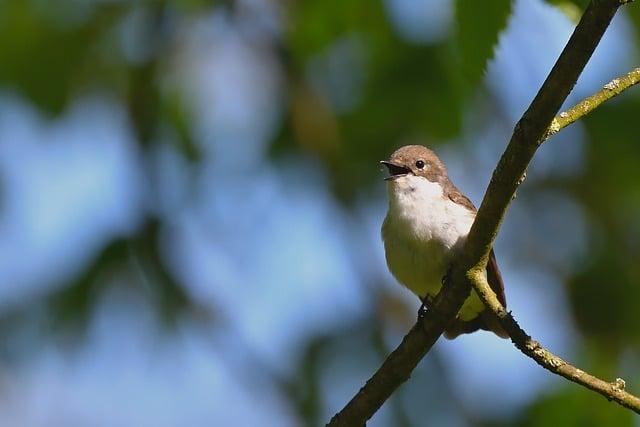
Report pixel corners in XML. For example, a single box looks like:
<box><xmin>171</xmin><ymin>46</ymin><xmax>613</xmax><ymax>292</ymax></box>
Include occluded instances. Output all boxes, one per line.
<box><xmin>382</xmin><ymin>175</ymin><xmax>482</xmax><ymax>319</ymax></box>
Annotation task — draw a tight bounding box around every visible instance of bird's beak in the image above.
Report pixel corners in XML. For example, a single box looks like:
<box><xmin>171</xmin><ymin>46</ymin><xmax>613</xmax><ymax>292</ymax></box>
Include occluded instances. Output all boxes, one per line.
<box><xmin>380</xmin><ymin>161</ymin><xmax>411</xmax><ymax>180</ymax></box>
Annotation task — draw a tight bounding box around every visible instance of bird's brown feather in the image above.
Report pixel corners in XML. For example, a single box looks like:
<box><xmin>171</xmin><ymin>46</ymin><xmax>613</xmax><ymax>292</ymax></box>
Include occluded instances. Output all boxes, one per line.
<box><xmin>442</xmin><ymin>186</ymin><xmax>508</xmax><ymax>339</ymax></box>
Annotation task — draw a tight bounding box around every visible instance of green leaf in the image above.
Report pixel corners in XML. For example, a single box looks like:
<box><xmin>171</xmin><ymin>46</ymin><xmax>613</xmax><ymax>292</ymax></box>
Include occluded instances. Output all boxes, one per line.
<box><xmin>0</xmin><ymin>1</ymin><xmax>125</xmax><ymax>115</ymax></box>
<box><xmin>454</xmin><ymin>0</ymin><xmax>513</xmax><ymax>90</ymax></box>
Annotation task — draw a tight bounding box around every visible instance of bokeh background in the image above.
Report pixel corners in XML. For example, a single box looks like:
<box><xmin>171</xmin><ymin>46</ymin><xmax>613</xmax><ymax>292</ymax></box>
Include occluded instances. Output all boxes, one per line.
<box><xmin>1</xmin><ymin>0</ymin><xmax>639</xmax><ymax>425</ymax></box>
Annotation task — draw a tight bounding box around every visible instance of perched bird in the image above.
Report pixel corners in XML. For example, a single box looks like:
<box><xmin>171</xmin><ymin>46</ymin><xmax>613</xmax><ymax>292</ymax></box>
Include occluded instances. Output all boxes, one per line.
<box><xmin>381</xmin><ymin>145</ymin><xmax>507</xmax><ymax>339</ymax></box>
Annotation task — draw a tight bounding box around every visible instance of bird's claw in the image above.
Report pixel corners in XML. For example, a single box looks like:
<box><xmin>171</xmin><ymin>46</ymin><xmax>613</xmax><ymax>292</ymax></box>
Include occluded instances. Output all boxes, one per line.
<box><xmin>418</xmin><ymin>295</ymin><xmax>433</xmax><ymax>319</ymax></box>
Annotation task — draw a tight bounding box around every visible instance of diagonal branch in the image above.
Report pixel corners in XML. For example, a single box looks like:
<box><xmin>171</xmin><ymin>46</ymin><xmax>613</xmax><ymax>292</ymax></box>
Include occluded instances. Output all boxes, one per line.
<box><xmin>456</xmin><ymin>0</ymin><xmax>626</xmax><ymax>274</ymax></box>
<box><xmin>472</xmin><ymin>66</ymin><xmax>640</xmax><ymax>414</ymax></box>
<box><xmin>326</xmin><ymin>272</ymin><xmax>473</xmax><ymax>427</ymax></box>
<box><xmin>328</xmin><ymin>1</ymin><xmax>635</xmax><ymax>425</ymax></box>
<box><xmin>465</xmin><ymin>68</ymin><xmax>640</xmax><ymax>414</ymax></box>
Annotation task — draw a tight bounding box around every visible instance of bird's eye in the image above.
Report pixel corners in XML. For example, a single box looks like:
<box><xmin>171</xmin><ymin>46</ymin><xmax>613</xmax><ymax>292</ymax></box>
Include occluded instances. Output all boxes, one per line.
<box><xmin>415</xmin><ymin>160</ymin><xmax>425</xmax><ymax>169</ymax></box>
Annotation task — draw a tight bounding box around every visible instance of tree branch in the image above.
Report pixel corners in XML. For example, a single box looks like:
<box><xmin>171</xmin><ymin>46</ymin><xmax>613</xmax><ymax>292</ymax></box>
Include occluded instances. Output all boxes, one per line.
<box><xmin>457</xmin><ymin>0</ymin><xmax>626</xmax><ymax>274</ymax></box>
<box><xmin>471</xmin><ymin>66</ymin><xmax>640</xmax><ymax>413</ymax></box>
<box><xmin>544</xmin><ymin>67</ymin><xmax>640</xmax><ymax>140</ymax></box>
<box><xmin>480</xmin><ymin>65</ymin><xmax>640</xmax><ymax>412</ymax></box>
<box><xmin>328</xmin><ymin>0</ymin><xmax>635</xmax><ymax>425</ymax></box>
<box><xmin>326</xmin><ymin>273</ymin><xmax>473</xmax><ymax>427</ymax></box>
<box><xmin>469</xmin><ymin>271</ymin><xmax>640</xmax><ymax>414</ymax></box>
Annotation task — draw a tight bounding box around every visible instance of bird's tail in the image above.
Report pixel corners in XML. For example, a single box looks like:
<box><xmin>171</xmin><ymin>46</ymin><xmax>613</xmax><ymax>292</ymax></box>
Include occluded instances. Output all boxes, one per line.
<box><xmin>443</xmin><ymin>309</ymin><xmax>508</xmax><ymax>339</ymax></box>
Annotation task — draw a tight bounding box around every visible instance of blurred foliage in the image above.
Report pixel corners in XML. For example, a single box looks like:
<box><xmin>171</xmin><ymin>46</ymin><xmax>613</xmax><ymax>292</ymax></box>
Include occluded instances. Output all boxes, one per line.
<box><xmin>276</xmin><ymin>0</ymin><xmax>466</xmax><ymax>201</ymax></box>
<box><xmin>567</xmin><ymin>95</ymin><xmax>640</xmax><ymax>349</ymax></box>
<box><xmin>497</xmin><ymin>384</ymin><xmax>635</xmax><ymax>426</ymax></box>
<box><xmin>0</xmin><ymin>0</ymin><xmax>198</xmax><ymax>338</ymax></box>
<box><xmin>455</xmin><ymin>0</ymin><xmax>513</xmax><ymax>90</ymax></box>
<box><xmin>0</xmin><ymin>0</ymin><xmax>125</xmax><ymax>114</ymax></box>
<box><xmin>1</xmin><ymin>0</ymin><xmax>640</xmax><ymax>425</ymax></box>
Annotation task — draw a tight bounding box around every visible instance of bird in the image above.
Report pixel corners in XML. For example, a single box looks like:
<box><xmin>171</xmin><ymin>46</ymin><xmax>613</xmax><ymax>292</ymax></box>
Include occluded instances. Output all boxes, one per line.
<box><xmin>380</xmin><ymin>145</ymin><xmax>507</xmax><ymax>339</ymax></box>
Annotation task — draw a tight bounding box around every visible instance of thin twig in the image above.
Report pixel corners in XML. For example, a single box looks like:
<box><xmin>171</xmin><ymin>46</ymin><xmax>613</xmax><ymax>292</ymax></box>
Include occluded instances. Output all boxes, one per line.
<box><xmin>544</xmin><ymin>67</ymin><xmax>640</xmax><ymax>140</ymax></box>
<box><xmin>470</xmin><ymin>271</ymin><xmax>640</xmax><ymax>413</ymax></box>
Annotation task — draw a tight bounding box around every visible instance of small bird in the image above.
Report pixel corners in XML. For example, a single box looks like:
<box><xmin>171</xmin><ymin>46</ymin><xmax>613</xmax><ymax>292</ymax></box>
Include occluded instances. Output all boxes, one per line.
<box><xmin>381</xmin><ymin>145</ymin><xmax>507</xmax><ymax>339</ymax></box>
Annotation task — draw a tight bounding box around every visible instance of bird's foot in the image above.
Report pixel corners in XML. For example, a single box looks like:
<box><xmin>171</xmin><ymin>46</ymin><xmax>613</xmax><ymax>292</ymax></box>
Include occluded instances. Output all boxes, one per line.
<box><xmin>418</xmin><ymin>295</ymin><xmax>433</xmax><ymax>319</ymax></box>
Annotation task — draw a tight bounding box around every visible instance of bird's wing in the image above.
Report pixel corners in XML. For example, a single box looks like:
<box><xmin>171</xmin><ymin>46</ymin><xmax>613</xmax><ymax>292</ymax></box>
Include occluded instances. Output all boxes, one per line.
<box><xmin>446</xmin><ymin>185</ymin><xmax>476</xmax><ymax>212</ymax></box>
<box><xmin>446</xmin><ymin>183</ymin><xmax>507</xmax><ymax>307</ymax></box>
<box><xmin>487</xmin><ymin>249</ymin><xmax>507</xmax><ymax>307</ymax></box>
